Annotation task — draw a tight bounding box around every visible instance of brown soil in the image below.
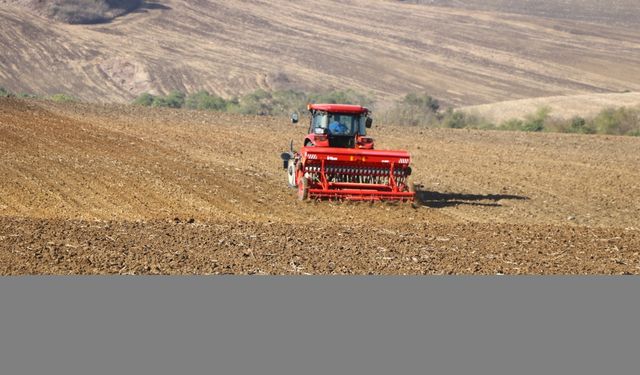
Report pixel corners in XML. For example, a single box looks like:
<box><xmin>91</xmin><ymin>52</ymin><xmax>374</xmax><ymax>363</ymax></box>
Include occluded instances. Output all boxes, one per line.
<box><xmin>1</xmin><ymin>98</ymin><xmax>639</xmax><ymax>274</ymax></box>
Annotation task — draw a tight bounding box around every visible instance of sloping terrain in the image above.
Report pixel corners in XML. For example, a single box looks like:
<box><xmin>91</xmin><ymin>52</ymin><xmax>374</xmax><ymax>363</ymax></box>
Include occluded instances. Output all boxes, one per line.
<box><xmin>1</xmin><ymin>0</ymin><xmax>143</xmax><ymax>24</ymax></box>
<box><xmin>1</xmin><ymin>0</ymin><xmax>640</xmax><ymax>106</ymax></box>
<box><xmin>462</xmin><ymin>92</ymin><xmax>640</xmax><ymax>122</ymax></box>
<box><xmin>405</xmin><ymin>0</ymin><xmax>640</xmax><ymax>25</ymax></box>
<box><xmin>1</xmin><ymin>98</ymin><xmax>639</xmax><ymax>274</ymax></box>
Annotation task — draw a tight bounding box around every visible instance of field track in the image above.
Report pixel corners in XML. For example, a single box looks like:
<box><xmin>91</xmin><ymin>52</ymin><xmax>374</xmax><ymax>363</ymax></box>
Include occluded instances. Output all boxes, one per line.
<box><xmin>1</xmin><ymin>98</ymin><xmax>639</xmax><ymax>274</ymax></box>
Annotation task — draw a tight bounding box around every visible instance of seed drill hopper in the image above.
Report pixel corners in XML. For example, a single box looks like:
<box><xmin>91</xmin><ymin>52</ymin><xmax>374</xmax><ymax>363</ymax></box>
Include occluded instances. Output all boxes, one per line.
<box><xmin>281</xmin><ymin>104</ymin><xmax>414</xmax><ymax>201</ymax></box>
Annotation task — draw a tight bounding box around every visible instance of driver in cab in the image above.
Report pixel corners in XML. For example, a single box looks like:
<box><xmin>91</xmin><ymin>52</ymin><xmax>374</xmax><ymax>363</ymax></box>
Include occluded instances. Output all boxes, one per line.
<box><xmin>328</xmin><ymin>115</ymin><xmax>349</xmax><ymax>135</ymax></box>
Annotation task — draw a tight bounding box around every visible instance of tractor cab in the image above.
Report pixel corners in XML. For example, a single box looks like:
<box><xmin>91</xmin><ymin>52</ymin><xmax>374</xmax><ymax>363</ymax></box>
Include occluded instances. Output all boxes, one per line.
<box><xmin>292</xmin><ymin>104</ymin><xmax>374</xmax><ymax>149</ymax></box>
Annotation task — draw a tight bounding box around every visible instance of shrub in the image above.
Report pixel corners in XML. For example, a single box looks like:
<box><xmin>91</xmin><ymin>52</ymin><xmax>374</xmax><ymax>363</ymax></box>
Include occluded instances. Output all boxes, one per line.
<box><xmin>499</xmin><ymin>107</ymin><xmax>550</xmax><ymax>132</ymax></box>
<box><xmin>0</xmin><ymin>87</ymin><xmax>12</xmax><ymax>97</ymax></box>
<box><xmin>522</xmin><ymin>107</ymin><xmax>550</xmax><ymax>132</ymax></box>
<box><xmin>185</xmin><ymin>90</ymin><xmax>227</xmax><ymax>111</ymax></box>
<box><xmin>569</xmin><ymin>116</ymin><xmax>595</xmax><ymax>134</ymax></box>
<box><xmin>591</xmin><ymin>107</ymin><xmax>640</xmax><ymax>136</ymax></box>
<box><xmin>0</xmin><ymin>88</ymin><xmax>38</xmax><ymax>99</ymax></box>
<box><xmin>151</xmin><ymin>90</ymin><xmax>186</xmax><ymax>108</ymax></box>
<box><xmin>500</xmin><ymin>118</ymin><xmax>525</xmax><ymax>131</ymax></box>
<box><xmin>439</xmin><ymin>109</ymin><xmax>495</xmax><ymax>130</ymax></box>
<box><xmin>134</xmin><ymin>91</ymin><xmax>188</xmax><ymax>108</ymax></box>
<box><xmin>522</xmin><ymin>120</ymin><xmax>544</xmax><ymax>132</ymax></box>
<box><xmin>49</xmin><ymin>93</ymin><xmax>77</xmax><ymax>103</ymax></box>
<box><xmin>133</xmin><ymin>92</ymin><xmax>155</xmax><ymax>106</ymax></box>
<box><xmin>402</xmin><ymin>93</ymin><xmax>440</xmax><ymax>113</ymax></box>
<box><xmin>378</xmin><ymin>92</ymin><xmax>450</xmax><ymax>126</ymax></box>
<box><xmin>223</xmin><ymin>97</ymin><xmax>241</xmax><ymax>113</ymax></box>
<box><xmin>441</xmin><ymin>109</ymin><xmax>466</xmax><ymax>129</ymax></box>
<box><xmin>271</xmin><ymin>89</ymin><xmax>309</xmax><ymax>115</ymax></box>
<box><xmin>570</xmin><ymin>116</ymin><xmax>586</xmax><ymax>131</ymax></box>
<box><xmin>235</xmin><ymin>89</ymin><xmax>274</xmax><ymax>115</ymax></box>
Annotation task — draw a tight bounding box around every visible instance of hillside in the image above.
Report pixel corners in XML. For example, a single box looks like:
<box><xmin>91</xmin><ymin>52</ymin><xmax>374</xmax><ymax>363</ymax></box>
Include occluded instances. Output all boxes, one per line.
<box><xmin>0</xmin><ymin>0</ymin><xmax>143</xmax><ymax>24</ymax></box>
<box><xmin>462</xmin><ymin>92</ymin><xmax>640</xmax><ymax>122</ymax></box>
<box><xmin>1</xmin><ymin>0</ymin><xmax>640</xmax><ymax>107</ymax></box>
<box><xmin>1</xmin><ymin>98</ymin><xmax>639</xmax><ymax>274</ymax></box>
<box><xmin>404</xmin><ymin>0</ymin><xmax>640</xmax><ymax>25</ymax></box>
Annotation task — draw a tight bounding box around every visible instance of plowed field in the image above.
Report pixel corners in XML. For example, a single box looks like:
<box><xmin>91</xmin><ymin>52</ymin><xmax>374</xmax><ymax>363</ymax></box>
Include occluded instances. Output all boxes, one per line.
<box><xmin>1</xmin><ymin>98</ymin><xmax>639</xmax><ymax>274</ymax></box>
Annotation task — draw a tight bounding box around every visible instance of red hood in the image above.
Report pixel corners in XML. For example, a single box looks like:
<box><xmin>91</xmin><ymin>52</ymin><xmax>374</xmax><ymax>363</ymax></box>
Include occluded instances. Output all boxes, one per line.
<box><xmin>308</xmin><ymin>104</ymin><xmax>369</xmax><ymax>114</ymax></box>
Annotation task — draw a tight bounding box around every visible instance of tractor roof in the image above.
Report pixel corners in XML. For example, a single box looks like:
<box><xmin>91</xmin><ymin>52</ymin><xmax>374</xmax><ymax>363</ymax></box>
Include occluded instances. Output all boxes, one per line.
<box><xmin>308</xmin><ymin>104</ymin><xmax>369</xmax><ymax>114</ymax></box>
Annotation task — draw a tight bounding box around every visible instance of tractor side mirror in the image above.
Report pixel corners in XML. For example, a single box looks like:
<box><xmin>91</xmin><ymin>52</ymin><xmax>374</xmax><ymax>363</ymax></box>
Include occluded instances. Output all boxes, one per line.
<box><xmin>365</xmin><ymin>117</ymin><xmax>373</xmax><ymax>128</ymax></box>
<box><xmin>280</xmin><ymin>152</ymin><xmax>292</xmax><ymax>169</ymax></box>
<box><xmin>291</xmin><ymin>112</ymin><xmax>299</xmax><ymax>124</ymax></box>
<box><xmin>280</xmin><ymin>152</ymin><xmax>292</xmax><ymax>161</ymax></box>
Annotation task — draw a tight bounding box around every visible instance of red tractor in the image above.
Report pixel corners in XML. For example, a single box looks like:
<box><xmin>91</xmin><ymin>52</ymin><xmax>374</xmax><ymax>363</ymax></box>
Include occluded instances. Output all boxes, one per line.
<box><xmin>281</xmin><ymin>103</ymin><xmax>414</xmax><ymax>201</ymax></box>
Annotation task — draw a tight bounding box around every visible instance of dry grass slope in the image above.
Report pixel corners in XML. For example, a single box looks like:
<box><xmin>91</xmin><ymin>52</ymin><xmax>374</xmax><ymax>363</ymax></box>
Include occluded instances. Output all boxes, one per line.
<box><xmin>1</xmin><ymin>0</ymin><xmax>640</xmax><ymax>106</ymax></box>
<box><xmin>462</xmin><ymin>92</ymin><xmax>640</xmax><ymax>122</ymax></box>
<box><xmin>403</xmin><ymin>0</ymin><xmax>640</xmax><ymax>25</ymax></box>
<box><xmin>1</xmin><ymin>0</ymin><xmax>143</xmax><ymax>23</ymax></box>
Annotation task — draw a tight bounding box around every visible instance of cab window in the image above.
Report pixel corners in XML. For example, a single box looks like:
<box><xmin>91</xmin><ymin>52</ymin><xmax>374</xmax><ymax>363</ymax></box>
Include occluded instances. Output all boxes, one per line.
<box><xmin>312</xmin><ymin>113</ymin><xmax>328</xmax><ymax>130</ymax></box>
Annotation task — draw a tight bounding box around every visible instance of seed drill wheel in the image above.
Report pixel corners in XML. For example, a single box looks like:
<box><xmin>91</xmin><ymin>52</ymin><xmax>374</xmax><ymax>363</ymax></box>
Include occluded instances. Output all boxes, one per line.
<box><xmin>287</xmin><ymin>159</ymin><xmax>296</xmax><ymax>188</ymax></box>
<box><xmin>297</xmin><ymin>175</ymin><xmax>309</xmax><ymax>201</ymax></box>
